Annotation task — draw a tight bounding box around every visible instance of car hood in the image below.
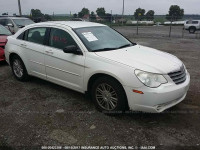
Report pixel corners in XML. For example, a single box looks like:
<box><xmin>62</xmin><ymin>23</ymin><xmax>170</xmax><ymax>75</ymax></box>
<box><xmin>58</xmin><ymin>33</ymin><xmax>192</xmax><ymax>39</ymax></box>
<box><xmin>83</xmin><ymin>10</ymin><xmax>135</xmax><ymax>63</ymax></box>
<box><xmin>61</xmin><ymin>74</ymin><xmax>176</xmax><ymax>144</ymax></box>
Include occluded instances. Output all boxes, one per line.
<box><xmin>0</xmin><ymin>36</ymin><xmax>7</xmax><ymax>43</ymax></box>
<box><xmin>94</xmin><ymin>45</ymin><xmax>183</xmax><ymax>74</ymax></box>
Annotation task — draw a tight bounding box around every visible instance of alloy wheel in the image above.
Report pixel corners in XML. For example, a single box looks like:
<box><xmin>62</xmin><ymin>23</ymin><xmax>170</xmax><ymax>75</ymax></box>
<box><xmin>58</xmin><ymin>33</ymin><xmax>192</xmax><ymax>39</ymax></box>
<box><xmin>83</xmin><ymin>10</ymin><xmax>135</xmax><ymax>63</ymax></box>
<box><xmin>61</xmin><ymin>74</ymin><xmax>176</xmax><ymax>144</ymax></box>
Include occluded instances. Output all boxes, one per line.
<box><xmin>95</xmin><ymin>83</ymin><xmax>118</xmax><ymax>111</ymax></box>
<box><xmin>13</xmin><ymin>59</ymin><xmax>23</xmax><ymax>78</ymax></box>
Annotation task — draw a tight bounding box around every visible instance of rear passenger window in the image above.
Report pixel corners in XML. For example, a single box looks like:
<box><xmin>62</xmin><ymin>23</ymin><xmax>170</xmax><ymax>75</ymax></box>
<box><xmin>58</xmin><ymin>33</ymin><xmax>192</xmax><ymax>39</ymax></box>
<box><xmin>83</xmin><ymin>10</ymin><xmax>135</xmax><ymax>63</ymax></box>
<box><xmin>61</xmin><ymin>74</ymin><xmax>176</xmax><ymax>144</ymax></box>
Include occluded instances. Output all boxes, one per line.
<box><xmin>27</xmin><ymin>28</ymin><xmax>46</xmax><ymax>45</ymax></box>
<box><xmin>49</xmin><ymin>28</ymin><xmax>77</xmax><ymax>50</ymax></box>
<box><xmin>192</xmin><ymin>21</ymin><xmax>198</xmax><ymax>24</ymax></box>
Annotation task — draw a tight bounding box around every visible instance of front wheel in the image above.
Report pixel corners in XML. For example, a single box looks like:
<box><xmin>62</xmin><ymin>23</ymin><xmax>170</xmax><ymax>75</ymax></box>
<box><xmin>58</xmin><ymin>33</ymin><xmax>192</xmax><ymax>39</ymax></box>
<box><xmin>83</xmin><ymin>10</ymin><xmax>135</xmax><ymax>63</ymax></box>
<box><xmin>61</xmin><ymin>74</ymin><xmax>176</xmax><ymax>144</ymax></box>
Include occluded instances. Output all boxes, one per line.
<box><xmin>11</xmin><ymin>55</ymin><xmax>29</xmax><ymax>81</ymax></box>
<box><xmin>91</xmin><ymin>76</ymin><xmax>128</xmax><ymax>114</ymax></box>
<box><xmin>189</xmin><ymin>27</ymin><xmax>196</xmax><ymax>34</ymax></box>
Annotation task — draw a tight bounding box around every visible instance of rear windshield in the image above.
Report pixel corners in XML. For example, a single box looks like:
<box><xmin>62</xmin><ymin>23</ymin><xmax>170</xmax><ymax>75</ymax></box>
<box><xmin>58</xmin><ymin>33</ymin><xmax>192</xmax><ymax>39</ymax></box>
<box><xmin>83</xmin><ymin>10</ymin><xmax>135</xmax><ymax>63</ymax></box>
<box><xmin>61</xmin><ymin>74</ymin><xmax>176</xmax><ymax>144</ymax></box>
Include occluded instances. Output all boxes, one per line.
<box><xmin>13</xmin><ymin>19</ymin><xmax>34</xmax><ymax>27</ymax></box>
<box><xmin>0</xmin><ymin>25</ymin><xmax>12</xmax><ymax>36</ymax></box>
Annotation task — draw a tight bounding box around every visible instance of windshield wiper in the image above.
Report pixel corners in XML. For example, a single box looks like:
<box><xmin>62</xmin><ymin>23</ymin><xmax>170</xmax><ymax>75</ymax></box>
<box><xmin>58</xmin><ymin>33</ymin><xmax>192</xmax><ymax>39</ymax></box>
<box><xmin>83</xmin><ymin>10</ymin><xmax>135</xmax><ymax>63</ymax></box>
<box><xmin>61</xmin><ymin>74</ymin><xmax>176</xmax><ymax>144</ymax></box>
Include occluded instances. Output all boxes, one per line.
<box><xmin>117</xmin><ymin>44</ymin><xmax>133</xmax><ymax>49</ymax></box>
<box><xmin>94</xmin><ymin>47</ymin><xmax>117</xmax><ymax>52</ymax></box>
<box><xmin>17</xmin><ymin>25</ymin><xmax>25</xmax><ymax>28</ymax></box>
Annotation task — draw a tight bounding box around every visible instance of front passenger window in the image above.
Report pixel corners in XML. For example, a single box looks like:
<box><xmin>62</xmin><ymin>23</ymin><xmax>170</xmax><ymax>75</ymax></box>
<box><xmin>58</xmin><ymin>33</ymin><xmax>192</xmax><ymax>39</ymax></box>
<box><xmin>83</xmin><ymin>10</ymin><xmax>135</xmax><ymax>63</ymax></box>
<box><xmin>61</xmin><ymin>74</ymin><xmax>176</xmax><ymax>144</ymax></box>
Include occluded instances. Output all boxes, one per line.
<box><xmin>27</xmin><ymin>28</ymin><xmax>46</xmax><ymax>45</ymax></box>
<box><xmin>49</xmin><ymin>28</ymin><xmax>77</xmax><ymax>50</ymax></box>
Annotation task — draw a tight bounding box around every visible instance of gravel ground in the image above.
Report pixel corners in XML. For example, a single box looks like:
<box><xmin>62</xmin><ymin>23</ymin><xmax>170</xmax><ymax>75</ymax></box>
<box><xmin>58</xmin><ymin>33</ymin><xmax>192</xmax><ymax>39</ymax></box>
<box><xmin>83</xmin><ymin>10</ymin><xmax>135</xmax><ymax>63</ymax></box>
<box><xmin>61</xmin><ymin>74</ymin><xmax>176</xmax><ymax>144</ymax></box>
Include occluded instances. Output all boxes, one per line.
<box><xmin>0</xmin><ymin>26</ymin><xmax>200</xmax><ymax>150</ymax></box>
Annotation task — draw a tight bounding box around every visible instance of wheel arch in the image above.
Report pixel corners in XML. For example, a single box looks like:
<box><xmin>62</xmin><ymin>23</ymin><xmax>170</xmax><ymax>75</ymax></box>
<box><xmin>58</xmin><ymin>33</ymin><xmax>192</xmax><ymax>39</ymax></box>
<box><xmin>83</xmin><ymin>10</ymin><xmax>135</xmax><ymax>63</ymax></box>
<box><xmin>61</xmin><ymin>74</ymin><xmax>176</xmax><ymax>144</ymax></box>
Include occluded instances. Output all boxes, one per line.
<box><xmin>87</xmin><ymin>73</ymin><xmax>124</xmax><ymax>92</ymax></box>
<box><xmin>9</xmin><ymin>53</ymin><xmax>21</xmax><ymax>65</ymax></box>
<box><xmin>189</xmin><ymin>26</ymin><xmax>196</xmax><ymax>29</ymax></box>
<box><xmin>87</xmin><ymin>73</ymin><xmax>129</xmax><ymax>110</ymax></box>
<box><xmin>9</xmin><ymin>53</ymin><xmax>28</xmax><ymax>71</ymax></box>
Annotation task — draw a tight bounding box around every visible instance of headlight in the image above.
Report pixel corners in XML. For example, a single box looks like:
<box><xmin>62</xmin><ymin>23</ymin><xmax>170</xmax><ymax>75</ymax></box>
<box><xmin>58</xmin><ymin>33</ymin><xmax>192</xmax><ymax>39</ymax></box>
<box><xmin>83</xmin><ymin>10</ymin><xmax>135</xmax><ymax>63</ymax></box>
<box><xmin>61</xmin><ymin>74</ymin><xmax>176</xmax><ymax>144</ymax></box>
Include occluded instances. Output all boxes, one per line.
<box><xmin>135</xmin><ymin>70</ymin><xmax>167</xmax><ymax>88</ymax></box>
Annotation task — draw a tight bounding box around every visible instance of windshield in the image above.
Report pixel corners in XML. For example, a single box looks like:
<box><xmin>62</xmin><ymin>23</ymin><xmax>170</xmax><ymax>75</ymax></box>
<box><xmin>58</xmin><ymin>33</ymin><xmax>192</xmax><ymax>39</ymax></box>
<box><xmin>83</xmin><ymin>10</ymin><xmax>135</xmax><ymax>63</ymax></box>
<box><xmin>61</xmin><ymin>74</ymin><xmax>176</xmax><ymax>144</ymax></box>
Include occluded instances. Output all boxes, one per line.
<box><xmin>0</xmin><ymin>25</ymin><xmax>12</xmax><ymax>35</ymax></box>
<box><xmin>13</xmin><ymin>19</ymin><xmax>34</xmax><ymax>27</ymax></box>
<box><xmin>74</xmin><ymin>26</ymin><xmax>135</xmax><ymax>52</ymax></box>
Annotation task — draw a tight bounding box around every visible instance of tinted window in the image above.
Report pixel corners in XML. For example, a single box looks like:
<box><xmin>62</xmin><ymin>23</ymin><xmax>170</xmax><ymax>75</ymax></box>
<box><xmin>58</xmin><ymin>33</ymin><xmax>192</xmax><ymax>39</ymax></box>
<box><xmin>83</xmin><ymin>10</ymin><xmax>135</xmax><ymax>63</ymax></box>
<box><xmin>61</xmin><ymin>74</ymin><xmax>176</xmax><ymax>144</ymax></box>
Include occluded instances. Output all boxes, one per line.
<box><xmin>27</xmin><ymin>28</ymin><xmax>46</xmax><ymax>45</ymax></box>
<box><xmin>17</xmin><ymin>32</ymin><xmax>25</xmax><ymax>40</ymax></box>
<box><xmin>6</xmin><ymin>19</ymin><xmax>13</xmax><ymax>25</ymax></box>
<box><xmin>13</xmin><ymin>19</ymin><xmax>34</xmax><ymax>27</ymax></box>
<box><xmin>0</xmin><ymin>19</ymin><xmax>6</xmax><ymax>26</ymax></box>
<box><xmin>49</xmin><ymin>28</ymin><xmax>77</xmax><ymax>50</ymax></box>
<box><xmin>192</xmin><ymin>21</ymin><xmax>199</xmax><ymax>24</ymax></box>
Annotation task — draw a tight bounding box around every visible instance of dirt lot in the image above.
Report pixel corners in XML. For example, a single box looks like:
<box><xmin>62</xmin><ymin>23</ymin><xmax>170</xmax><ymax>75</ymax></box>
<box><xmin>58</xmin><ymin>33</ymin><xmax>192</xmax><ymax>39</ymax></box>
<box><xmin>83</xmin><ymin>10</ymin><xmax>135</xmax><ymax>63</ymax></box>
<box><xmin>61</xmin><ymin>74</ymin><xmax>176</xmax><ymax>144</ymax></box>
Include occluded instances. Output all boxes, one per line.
<box><xmin>0</xmin><ymin>26</ymin><xmax>200</xmax><ymax>150</ymax></box>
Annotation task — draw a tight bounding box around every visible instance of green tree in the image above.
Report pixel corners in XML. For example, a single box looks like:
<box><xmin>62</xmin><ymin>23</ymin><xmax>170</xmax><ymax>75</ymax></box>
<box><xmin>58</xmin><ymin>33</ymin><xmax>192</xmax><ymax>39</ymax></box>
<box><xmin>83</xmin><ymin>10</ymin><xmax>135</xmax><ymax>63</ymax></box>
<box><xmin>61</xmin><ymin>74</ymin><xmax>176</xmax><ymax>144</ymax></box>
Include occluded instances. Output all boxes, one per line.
<box><xmin>31</xmin><ymin>9</ymin><xmax>43</xmax><ymax>18</ymax></box>
<box><xmin>81</xmin><ymin>8</ymin><xmax>89</xmax><ymax>15</ymax></box>
<box><xmin>146</xmin><ymin>10</ymin><xmax>155</xmax><ymax>21</ymax></box>
<box><xmin>2</xmin><ymin>13</ymin><xmax>8</xmax><ymax>15</ymax></box>
<box><xmin>96</xmin><ymin>7</ymin><xmax>106</xmax><ymax>18</ymax></box>
<box><xmin>166</xmin><ymin>5</ymin><xmax>184</xmax><ymax>21</ymax></box>
<box><xmin>134</xmin><ymin>8</ymin><xmax>145</xmax><ymax>20</ymax></box>
<box><xmin>78</xmin><ymin>12</ymin><xmax>84</xmax><ymax>18</ymax></box>
<box><xmin>73</xmin><ymin>13</ymin><xmax>78</xmax><ymax>18</ymax></box>
<box><xmin>78</xmin><ymin>7</ymin><xmax>89</xmax><ymax>18</ymax></box>
<box><xmin>90</xmin><ymin>11</ymin><xmax>96</xmax><ymax>21</ymax></box>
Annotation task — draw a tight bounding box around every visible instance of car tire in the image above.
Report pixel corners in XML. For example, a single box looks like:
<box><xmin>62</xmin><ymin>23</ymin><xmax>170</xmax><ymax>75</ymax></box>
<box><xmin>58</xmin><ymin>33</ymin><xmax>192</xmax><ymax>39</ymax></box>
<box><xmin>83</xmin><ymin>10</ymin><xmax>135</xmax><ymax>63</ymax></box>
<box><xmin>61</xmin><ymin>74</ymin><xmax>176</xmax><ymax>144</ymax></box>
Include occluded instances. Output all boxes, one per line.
<box><xmin>189</xmin><ymin>27</ymin><xmax>196</xmax><ymax>34</ymax></box>
<box><xmin>11</xmin><ymin>55</ymin><xmax>29</xmax><ymax>81</ymax></box>
<box><xmin>91</xmin><ymin>76</ymin><xmax>128</xmax><ymax>114</ymax></box>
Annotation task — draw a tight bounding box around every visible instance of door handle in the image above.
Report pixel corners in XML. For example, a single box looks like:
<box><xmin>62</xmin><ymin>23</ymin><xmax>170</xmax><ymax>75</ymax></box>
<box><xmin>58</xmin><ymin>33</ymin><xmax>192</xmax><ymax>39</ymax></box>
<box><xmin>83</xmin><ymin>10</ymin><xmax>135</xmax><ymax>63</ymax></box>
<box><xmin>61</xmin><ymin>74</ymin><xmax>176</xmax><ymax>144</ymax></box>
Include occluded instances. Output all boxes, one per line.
<box><xmin>20</xmin><ymin>44</ymin><xmax>27</xmax><ymax>47</ymax></box>
<box><xmin>45</xmin><ymin>51</ymin><xmax>54</xmax><ymax>54</ymax></box>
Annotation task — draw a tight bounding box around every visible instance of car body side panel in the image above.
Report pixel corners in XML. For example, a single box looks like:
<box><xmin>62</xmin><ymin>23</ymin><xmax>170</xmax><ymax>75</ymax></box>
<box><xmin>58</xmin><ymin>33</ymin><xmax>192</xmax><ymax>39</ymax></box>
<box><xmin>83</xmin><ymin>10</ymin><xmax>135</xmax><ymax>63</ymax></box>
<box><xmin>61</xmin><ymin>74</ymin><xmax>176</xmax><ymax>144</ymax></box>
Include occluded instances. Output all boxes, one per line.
<box><xmin>83</xmin><ymin>52</ymin><xmax>144</xmax><ymax>92</ymax></box>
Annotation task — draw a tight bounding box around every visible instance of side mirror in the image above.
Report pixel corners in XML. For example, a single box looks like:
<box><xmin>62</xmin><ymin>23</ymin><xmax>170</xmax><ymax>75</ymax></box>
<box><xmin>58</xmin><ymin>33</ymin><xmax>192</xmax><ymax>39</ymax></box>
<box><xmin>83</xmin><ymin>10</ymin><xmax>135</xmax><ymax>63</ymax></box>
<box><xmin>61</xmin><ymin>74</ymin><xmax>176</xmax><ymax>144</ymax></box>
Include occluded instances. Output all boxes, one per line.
<box><xmin>63</xmin><ymin>45</ymin><xmax>82</xmax><ymax>55</ymax></box>
<box><xmin>7</xmin><ymin>23</ymin><xmax>14</xmax><ymax>27</ymax></box>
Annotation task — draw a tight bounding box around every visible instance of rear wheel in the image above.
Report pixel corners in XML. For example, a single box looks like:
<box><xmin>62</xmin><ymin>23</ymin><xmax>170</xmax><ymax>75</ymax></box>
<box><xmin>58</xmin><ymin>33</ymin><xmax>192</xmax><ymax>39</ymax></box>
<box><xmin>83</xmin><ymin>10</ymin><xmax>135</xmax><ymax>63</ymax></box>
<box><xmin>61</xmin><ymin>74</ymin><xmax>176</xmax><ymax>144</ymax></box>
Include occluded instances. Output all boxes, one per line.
<box><xmin>189</xmin><ymin>27</ymin><xmax>196</xmax><ymax>34</ymax></box>
<box><xmin>11</xmin><ymin>55</ymin><xmax>29</xmax><ymax>81</ymax></box>
<box><xmin>91</xmin><ymin>76</ymin><xmax>128</xmax><ymax>114</ymax></box>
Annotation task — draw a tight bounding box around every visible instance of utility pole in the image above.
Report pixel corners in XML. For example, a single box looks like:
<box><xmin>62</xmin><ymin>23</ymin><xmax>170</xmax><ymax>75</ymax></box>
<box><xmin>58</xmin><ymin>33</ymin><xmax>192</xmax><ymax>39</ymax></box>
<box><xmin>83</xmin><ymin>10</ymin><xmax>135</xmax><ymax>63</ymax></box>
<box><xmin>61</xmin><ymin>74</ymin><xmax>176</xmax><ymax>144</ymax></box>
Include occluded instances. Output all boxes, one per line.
<box><xmin>122</xmin><ymin>0</ymin><xmax>124</xmax><ymax>25</ymax></box>
<box><xmin>111</xmin><ymin>10</ymin><xmax>112</xmax><ymax>24</ymax></box>
<box><xmin>169</xmin><ymin>15</ymin><xmax>173</xmax><ymax>37</ymax></box>
<box><xmin>18</xmin><ymin>0</ymin><xmax>22</xmax><ymax>16</ymax></box>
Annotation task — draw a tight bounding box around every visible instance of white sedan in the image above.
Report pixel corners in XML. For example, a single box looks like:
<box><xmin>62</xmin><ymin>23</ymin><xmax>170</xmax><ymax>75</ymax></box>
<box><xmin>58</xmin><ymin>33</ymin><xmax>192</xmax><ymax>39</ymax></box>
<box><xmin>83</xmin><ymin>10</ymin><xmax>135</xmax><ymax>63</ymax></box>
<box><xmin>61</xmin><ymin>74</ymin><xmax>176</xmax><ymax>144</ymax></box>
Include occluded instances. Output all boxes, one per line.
<box><xmin>5</xmin><ymin>21</ymin><xmax>190</xmax><ymax>113</ymax></box>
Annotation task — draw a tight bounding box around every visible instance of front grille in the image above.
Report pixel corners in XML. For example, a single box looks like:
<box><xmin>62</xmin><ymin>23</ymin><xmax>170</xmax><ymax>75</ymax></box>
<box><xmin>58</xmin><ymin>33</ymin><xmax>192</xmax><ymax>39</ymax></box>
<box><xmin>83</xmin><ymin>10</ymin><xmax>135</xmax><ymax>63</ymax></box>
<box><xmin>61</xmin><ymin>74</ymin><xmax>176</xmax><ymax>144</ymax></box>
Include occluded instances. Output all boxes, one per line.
<box><xmin>168</xmin><ymin>66</ymin><xmax>186</xmax><ymax>85</ymax></box>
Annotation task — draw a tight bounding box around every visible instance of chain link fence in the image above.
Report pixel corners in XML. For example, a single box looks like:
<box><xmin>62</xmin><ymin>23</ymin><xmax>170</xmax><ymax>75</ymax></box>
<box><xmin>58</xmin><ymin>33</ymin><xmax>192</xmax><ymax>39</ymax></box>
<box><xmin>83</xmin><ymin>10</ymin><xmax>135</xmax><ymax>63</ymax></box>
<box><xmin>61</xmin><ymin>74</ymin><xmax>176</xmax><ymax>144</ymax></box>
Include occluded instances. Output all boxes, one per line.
<box><xmin>69</xmin><ymin>15</ymin><xmax>200</xmax><ymax>39</ymax></box>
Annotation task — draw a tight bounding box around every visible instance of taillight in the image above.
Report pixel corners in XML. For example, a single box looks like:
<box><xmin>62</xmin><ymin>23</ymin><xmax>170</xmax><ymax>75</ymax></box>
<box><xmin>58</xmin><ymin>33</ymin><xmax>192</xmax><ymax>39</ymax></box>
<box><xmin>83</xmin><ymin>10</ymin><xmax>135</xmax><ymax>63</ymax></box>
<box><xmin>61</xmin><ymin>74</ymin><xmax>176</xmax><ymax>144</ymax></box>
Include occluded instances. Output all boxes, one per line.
<box><xmin>5</xmin><ymin>39</ymin><xmax>8</xmax><ymax>45</ymax></box>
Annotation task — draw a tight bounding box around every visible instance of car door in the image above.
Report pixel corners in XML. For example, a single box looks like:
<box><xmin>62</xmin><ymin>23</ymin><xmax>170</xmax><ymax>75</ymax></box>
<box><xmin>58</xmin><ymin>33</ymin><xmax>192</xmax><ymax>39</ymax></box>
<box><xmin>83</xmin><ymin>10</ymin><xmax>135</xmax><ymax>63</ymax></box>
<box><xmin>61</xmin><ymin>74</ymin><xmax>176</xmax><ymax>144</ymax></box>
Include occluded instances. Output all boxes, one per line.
<box><xmin>22</xmin><ymin>27</ymin><xmax>47</xmax><ymax>79</ymax></box>
<box><xmin>44</xmin><ymin>27</ymin><xmax>85</xmax><ymax>92</ymax></box>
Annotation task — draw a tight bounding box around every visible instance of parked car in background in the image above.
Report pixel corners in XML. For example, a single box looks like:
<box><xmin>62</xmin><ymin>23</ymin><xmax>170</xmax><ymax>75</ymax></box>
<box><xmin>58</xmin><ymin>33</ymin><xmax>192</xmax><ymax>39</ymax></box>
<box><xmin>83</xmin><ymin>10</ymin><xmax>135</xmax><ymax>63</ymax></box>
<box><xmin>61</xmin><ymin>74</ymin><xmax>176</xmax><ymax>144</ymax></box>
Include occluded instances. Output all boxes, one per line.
<box><xmin>0</xmin><ymin>17</ymin><xmax>35</xmax><ymax>34</ymax></box>
<box><xmin>0</xmin><ymin>25</ymin><xmax>12</xmax><ymax>61</ymax></box>
<box><xmin>5</xmin><ymin>22</ymin><xmax>190</xmax><ymax>113</ymax></box>
<box><xmin>184</xmin><ymin>20</ymin><xmax>200</xmax><ymax>33</ymax></box>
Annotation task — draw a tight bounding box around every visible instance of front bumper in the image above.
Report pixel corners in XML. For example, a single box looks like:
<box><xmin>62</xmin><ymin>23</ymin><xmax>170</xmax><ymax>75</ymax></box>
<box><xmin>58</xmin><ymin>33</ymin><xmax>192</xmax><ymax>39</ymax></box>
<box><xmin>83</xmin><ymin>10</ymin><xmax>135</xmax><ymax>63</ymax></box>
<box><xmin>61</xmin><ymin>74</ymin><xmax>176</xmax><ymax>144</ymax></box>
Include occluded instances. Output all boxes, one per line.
<box><xmin>124</xmin><ymin>72</ymin><xmax>190</xmax><ymax>113</ymax></box>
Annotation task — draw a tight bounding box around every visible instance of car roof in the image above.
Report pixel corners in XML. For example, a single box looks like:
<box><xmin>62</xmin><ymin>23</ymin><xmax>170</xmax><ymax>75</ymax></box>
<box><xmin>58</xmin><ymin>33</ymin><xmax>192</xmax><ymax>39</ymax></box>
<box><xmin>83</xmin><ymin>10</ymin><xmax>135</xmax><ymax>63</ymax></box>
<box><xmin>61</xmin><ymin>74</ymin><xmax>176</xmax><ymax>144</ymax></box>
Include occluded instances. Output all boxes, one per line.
<box><xmin>32</xmin><ymin>21</ymin><xmax>106</xmax><ymax>29</ymax></box>
<box><xmin>186</xmin><ymin>20</ymin><xmax>200</xmax><ymax>21</ymax></box>
<box><xmin>0</xmin><ymin>17</ymin><xmax>30</xmax><ymax>19</ymax></box>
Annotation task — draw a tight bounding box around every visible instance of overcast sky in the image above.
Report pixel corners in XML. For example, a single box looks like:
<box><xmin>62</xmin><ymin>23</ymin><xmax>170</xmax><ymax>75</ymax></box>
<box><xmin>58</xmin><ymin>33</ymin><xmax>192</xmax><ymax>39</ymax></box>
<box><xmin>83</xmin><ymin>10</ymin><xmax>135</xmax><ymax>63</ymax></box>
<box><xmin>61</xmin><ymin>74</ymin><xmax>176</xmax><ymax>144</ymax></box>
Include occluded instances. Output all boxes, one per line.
<box><xmin>1</xmin><ymin>0</ymin><xmax>200</xmax><ymax>16</ymax></box>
